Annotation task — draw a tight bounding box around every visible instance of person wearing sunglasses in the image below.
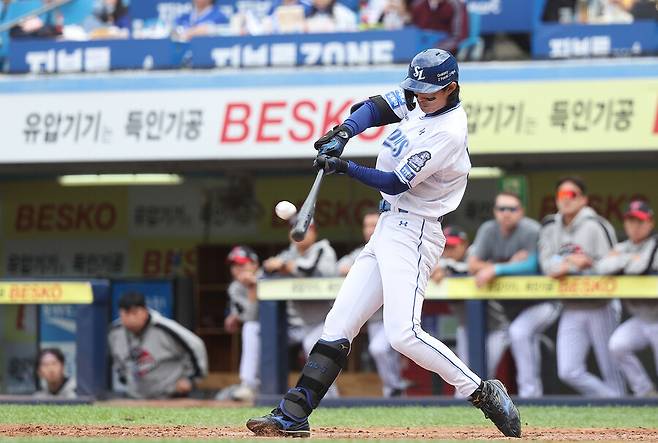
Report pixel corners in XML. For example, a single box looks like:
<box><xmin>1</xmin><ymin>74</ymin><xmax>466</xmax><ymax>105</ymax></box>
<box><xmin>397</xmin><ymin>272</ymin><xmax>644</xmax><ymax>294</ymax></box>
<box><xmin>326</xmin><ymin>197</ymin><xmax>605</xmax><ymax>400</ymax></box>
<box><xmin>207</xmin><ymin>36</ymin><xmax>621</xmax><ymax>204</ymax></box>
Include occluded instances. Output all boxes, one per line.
<box><xmin>597</xmin><ymin>201</ymin><xmax>658</xmax><ymax>397</ymax></box>
<box><xmin>539</xmin><ymin>176</ymin><xmax>624</xmax><ymax>397</ymax></box>
<box><xmin>468</xmin><ymin>191</ymin><xmax>560</xmax><ymax>398</ymax></box>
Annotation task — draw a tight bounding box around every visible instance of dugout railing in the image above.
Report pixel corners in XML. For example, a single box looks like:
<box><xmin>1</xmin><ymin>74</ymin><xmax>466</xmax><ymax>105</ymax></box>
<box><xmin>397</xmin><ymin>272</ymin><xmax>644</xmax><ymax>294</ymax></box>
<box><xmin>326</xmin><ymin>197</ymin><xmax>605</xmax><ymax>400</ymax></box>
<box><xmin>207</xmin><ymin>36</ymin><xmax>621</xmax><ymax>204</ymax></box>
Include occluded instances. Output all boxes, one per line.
<box><xmin>257</xmin><ymin>275</ymin><xmax>658</xmax><ymax>404</ymax></box>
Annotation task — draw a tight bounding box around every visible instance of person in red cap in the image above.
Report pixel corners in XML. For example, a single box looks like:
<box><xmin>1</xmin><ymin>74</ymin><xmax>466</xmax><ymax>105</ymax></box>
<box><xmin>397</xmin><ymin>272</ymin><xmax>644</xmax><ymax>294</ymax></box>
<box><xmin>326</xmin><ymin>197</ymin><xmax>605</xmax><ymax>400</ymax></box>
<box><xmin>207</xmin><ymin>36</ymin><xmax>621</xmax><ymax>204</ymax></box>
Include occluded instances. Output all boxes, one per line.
<box><xmin>219</xmin><ymin>245</ymin><xmax>262</xmax><ymax>401</ymax></box>
<box><xmin>597</xmin><ymin>200</ymin><xmax>658</xmax><ymax>397</ymax></box>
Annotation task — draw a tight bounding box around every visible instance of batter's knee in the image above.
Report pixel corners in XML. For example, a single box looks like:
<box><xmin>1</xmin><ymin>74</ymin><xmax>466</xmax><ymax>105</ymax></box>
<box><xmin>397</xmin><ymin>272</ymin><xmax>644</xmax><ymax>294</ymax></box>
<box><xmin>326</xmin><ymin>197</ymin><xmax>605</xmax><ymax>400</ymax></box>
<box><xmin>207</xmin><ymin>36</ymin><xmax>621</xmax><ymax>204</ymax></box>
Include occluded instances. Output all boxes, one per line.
<box><xmin>385</xmin><ymin>324</ymin><xmax>415</xmax><ymax>356</ymax></box>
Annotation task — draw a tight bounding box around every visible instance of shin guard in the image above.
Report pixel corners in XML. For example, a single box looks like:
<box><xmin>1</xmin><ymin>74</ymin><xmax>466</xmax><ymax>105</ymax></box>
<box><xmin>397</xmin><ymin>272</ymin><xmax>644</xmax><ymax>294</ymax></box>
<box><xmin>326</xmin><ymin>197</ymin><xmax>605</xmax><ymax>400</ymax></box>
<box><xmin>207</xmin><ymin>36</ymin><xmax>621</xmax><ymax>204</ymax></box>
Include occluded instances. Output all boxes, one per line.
<box><xmin>280</xmin><ymin>338</ymin><xmax>350</xmax><ymax>420</ymax></box>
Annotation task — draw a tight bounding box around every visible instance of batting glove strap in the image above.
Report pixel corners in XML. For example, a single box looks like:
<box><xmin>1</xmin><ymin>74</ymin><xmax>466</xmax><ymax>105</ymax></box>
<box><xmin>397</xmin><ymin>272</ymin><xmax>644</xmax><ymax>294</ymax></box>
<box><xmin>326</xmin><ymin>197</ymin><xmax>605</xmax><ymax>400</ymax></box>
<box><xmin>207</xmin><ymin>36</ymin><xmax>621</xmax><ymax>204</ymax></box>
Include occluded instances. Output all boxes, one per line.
<box><xmin>314</xmin><ymin>124</ymin><xmax>352</xmax><ymax>157</ymax></box>
<box><xmin>313</xmin><ymin>154</ymin><xmax>349</xmax><ymax>175</ymax></box>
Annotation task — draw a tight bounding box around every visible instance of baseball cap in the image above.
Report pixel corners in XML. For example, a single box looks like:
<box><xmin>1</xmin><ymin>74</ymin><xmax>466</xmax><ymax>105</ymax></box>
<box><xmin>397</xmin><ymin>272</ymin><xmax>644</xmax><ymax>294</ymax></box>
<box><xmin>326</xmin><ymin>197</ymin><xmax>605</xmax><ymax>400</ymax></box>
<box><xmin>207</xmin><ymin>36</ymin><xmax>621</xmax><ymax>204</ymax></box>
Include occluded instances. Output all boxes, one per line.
<box><xmin>443</xmin><ymin>225</ymin><xmax>468</xmax><ymax>247</ymax></box>
<box><xmin>624</xmin><ymin>200</ymin><xmax>654</xmax><ymax>221</ymax></box>
<box><xmin>227</xmin><ymin>245</ymin><xmax>259</xmax><ymax>264</ymax></box>
<box><xmin>400</xmin><ymin>49</ymin><xmax>459</xmax><ymax>94</ymax></box>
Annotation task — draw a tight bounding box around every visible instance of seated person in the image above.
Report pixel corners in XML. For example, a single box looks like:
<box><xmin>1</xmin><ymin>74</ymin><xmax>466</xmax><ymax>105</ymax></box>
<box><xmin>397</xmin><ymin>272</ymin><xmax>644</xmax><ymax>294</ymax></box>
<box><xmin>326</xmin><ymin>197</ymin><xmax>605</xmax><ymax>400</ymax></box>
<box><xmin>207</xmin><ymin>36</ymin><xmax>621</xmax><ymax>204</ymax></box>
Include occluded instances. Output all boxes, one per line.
<box><xmin>598</xmin><ymin>201</ymin><xmax>658</xmax><ymax>397</ymax></box>
<box><xmin>33</xmin><ymin>348</ymin><xmax>76</xmax><ymax>399</ymax></box>
<box><xmin>9</xmin><ymin>0</ymin><xmax>62</xmax><ymax>39</ymax></box>
<box><xmin>108</xmin><ymin>292</ymin><xmax>208</xmax><ymax>399</ymax></box>
<box><xmin>410</xmin><ymin>0</ymin><xmax>468</xmax><ymax>53</ymax></box>
<box><xmin>362</xmin><ymin>0</ymin><xmax>411</xmax><ymax>29</ymax></box>
<box><xmin>173</xmin><ymin>0</ymin><xmax>230</xmax><ymax>40</ymax></box>
<box><xmin>305</xmin><ymin>0</ymin><xmax>358</xmax><ymax>32</ymax></box>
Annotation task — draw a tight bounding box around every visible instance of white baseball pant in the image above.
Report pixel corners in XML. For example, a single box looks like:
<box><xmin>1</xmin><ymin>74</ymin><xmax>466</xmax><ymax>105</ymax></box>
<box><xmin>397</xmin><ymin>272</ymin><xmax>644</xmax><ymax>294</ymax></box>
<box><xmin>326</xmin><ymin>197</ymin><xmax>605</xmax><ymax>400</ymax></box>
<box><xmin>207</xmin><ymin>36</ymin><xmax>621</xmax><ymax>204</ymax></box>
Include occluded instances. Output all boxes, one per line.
<box><xmin>608</xmin><ymin>316</ymin><xmax>658</xmax><ymax>396</ymax></box>
<box><xmin>557</xmin><ymin>302</ymin><xmax>625</xmax><ymax>397</ymax></box>
<box><xmin>367</xmin><ymin>320</ymin><xmax>407</xmax><ymax>397</ymax></box>
<box><xmin>321</xmin><ymin>211</ymin><xmax>482</xmax><ymax>398</ymax></box>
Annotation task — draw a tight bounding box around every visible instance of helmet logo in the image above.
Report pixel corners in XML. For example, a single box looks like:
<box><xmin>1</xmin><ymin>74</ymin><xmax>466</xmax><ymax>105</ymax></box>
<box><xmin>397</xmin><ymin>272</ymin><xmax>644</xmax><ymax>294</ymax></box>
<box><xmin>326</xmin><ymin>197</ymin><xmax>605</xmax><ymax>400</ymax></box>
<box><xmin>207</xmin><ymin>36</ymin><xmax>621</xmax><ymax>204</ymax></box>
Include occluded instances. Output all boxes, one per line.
<box><xmin>412</xmin><ymin>66</ymin><xmax>425</xmax><ymax>80</ymax></box>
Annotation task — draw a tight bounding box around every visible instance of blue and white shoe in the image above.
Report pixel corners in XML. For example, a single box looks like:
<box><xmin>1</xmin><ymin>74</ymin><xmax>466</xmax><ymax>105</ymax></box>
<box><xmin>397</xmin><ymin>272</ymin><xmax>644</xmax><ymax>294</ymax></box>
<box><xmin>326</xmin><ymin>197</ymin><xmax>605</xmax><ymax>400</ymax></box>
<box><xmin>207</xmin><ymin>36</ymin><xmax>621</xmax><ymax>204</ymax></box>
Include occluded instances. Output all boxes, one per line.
<box><xmin>246</xmin><ymin>408</ymin><xmax>310</xmax><ymax>438</ymax></box>
<box><xmin>469</xmin><ymin>379</ymin><xmax>521</xmax><ymax>438</ymax></box>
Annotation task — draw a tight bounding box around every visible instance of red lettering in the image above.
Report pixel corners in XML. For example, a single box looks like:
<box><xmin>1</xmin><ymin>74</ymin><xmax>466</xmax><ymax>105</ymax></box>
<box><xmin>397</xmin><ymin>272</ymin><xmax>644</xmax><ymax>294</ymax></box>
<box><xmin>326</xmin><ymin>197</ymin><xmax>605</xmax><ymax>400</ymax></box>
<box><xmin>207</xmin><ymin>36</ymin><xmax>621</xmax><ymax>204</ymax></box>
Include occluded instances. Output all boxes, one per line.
<box><xmin>289</xmin><ymin>101</ymin><xmax>316</xmax><ymax>142</ymax></box>
<box><xmin>15</xmin><ymin>205</ymin><xmax>33</xmax><ymax>232</ymax></box>
<box><xmin>142</xmin><ymin>250</ymin><xmax>161</xmax><ymax>276</ymax></box>
<box><xmin>334</xmin><ymin>201</ymin><xmax>350</xmax><ymax>226</ymax></box>
<box><xmin>37</xmin><ymin>204</ymin><xmax>55</xmax><ymax>231</ymax></box>
<box><xmin>257</xmin><ymin>101</ymin><xmax>286</xmax><ymax>143</ymax></box>
<box><xmin>322</xmin><ymin>100</ymin><xmax>352</xmax><ymax>133</ymax></box>
<box><xmin>76</xmin><ymin>204</ymin><xmax>94</xmax><ymax>230</ymax></box>
<box><xmin>314</xmin><ymin>200</ymin><xmax>331</xmax><ymax>227</ymax></box>
<box><xmin>56</xmin><ymin>204</ymin><xmax>74</xmax><ymax>230</ymax></box>
<box><xmin>95</xmin><ymin>203</ymin><xmax>116</xmax><ymax>231</ymax></box>
<box><xmin>358</xmin><ymin>126</ymin><xmax>386</xmax><ymax>141</ymax></box>
<box><xmin>184</xmin><ymin>249</ymin><xmax>197</xmax><ymax>277</ymax></box>
<box><xmin>354</xmin><ymin>199</ymin><xmax>377</xmax><ymax>223</ymax></box>
<box><xmin>221</xmin><ymin>103</ymin><xmax>251</xmax><ymax>143</ymax></box>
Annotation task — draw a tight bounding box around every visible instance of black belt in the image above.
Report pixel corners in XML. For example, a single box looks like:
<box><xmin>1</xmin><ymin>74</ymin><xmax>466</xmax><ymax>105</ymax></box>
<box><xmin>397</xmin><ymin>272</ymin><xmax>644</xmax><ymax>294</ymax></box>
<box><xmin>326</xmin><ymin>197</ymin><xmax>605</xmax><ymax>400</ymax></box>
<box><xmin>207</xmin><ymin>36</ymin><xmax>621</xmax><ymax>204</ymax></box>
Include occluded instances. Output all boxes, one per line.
<box><xmin>378</xmin><ymin>199</ymin><xmax>443</xmax><ymax>222</ymax></box>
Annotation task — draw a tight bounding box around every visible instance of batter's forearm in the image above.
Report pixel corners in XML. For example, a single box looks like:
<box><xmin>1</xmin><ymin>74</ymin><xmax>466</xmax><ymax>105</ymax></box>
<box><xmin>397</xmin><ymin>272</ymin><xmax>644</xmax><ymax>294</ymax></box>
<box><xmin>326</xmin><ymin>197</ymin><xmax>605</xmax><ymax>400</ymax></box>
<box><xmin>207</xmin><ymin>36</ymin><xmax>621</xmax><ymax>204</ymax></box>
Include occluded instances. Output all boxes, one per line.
<box><xmin>346</xmin><ymin>161</ymin><xmax>409</xmax><ymax>195</ymax></box>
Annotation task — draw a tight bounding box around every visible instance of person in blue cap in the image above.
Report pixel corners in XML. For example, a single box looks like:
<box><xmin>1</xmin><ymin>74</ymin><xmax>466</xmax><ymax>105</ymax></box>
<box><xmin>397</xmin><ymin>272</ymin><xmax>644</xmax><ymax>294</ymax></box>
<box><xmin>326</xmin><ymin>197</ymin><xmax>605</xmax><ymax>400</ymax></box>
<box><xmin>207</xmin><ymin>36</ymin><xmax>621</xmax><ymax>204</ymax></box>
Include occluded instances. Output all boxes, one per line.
<box><xmin>246</xmin><ymin>49</ymin><xmax>521</xmax><ymax>439</ymax></box>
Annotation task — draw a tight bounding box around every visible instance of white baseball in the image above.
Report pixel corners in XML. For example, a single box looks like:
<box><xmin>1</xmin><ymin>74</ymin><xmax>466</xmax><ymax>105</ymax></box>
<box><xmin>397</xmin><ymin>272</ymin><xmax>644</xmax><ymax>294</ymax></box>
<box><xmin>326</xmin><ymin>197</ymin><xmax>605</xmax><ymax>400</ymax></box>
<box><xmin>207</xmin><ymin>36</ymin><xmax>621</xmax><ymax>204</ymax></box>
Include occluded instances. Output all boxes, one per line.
<box><xmin>275</xmin><ymin>200</ymin><xmax>297</xmax><ymax>220</ymax></box>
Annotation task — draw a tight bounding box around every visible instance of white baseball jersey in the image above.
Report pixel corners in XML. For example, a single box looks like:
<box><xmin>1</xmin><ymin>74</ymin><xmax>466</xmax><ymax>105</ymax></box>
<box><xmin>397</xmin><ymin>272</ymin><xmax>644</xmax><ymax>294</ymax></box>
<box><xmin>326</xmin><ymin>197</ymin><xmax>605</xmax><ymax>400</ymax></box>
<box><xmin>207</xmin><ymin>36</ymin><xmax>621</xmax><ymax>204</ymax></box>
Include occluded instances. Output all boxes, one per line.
<box><xmin>376</xmin><ymin>89</ymin><xmax>471</xmax><ymax>219</ymax></box>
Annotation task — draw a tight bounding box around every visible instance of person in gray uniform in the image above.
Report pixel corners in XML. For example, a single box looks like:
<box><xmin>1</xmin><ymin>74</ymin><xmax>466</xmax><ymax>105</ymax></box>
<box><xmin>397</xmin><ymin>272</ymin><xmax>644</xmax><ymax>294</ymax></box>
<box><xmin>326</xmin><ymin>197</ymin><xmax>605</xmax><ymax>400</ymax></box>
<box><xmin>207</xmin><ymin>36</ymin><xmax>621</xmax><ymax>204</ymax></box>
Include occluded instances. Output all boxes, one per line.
<box><xmin>263</xmin><ymin>221</ymin><xmax>338</xmax><ymax>357</ymax></box>
<box><xmin>337</xmin><ymin>209</ymin><xmax>408</xmax><ymax>397</ymax></box>
<box><xmin>599</xmin><ymin>200</ymin><xmax>658</xmax><ymax>397</ymax></box>
<box><xmin>108</xmin><ymin>292</ymin><xmax>208</xmax><ymax>399</ymax></box>
<box><xmin>33</xmin><ymin>348</ymin><xmax>76</xmax><ymax>399</ymax></box>
<box><xmin>468</xmin><ymin>191</ymin><xmax>560</xmax><ymax>398</ymax></box>
<box><xmin>539</xmin><ymin>176</ymin><xmax>624</xmax><ymax>397</ymax></box>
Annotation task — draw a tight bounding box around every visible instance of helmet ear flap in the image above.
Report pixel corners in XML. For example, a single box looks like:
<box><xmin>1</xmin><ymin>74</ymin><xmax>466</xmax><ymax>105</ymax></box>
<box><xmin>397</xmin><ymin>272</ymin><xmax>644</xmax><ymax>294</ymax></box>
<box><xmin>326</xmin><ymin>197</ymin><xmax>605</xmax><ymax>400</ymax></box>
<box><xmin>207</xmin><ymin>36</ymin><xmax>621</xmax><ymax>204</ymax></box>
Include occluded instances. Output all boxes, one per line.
<box><xmin>404</xmin><ymin>89</ymin><xmax>416</xmax><ymax>111</ymax></box>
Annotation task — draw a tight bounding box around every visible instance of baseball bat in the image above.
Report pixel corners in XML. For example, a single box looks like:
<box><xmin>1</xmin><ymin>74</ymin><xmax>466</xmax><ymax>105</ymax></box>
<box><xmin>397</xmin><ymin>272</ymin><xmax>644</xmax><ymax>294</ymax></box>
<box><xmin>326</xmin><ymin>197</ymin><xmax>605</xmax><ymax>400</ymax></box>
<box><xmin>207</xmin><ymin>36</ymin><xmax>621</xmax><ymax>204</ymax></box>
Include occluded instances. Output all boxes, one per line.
<box><xmin>290</xmin><ymin>169</ymin><xmax>325</xmax><ymax>242</ymax></box>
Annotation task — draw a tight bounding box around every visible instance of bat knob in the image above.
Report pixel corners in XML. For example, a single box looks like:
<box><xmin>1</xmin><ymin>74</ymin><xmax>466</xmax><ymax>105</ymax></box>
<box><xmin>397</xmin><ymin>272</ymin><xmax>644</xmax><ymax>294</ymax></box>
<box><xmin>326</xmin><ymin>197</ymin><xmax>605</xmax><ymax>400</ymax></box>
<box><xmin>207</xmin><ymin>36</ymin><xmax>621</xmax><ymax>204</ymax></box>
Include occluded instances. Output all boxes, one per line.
<box><xmin>290</xmin><ymin>229</ymin><xmax>306</xmax><ymax>242</ymax></box>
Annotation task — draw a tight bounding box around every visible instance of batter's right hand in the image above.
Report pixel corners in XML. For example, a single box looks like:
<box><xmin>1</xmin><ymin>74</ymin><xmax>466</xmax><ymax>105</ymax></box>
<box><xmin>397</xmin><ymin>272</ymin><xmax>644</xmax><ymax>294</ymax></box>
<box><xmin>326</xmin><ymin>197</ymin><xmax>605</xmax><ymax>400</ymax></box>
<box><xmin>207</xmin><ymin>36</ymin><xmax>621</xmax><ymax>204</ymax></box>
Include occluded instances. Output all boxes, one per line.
<box><xmin>314</xmin><ymin>124</ymin><xmax>351</xmax><ymax>157</ymax></box>
<box><xmin>313</xmin><ymin>154</ymin><xmax>349</xmax><ymax>175</ymax></box>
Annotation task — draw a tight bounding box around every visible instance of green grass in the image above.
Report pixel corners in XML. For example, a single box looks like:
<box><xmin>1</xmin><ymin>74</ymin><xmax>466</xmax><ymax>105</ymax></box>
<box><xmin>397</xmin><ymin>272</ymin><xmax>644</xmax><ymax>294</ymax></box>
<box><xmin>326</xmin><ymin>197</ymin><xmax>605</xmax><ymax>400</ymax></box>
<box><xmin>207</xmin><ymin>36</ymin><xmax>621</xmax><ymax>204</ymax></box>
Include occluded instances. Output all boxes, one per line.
<box><xmin>0</xmin><ymin>405</ymin><xmax>657</xmax><ymax>428</ymax></box>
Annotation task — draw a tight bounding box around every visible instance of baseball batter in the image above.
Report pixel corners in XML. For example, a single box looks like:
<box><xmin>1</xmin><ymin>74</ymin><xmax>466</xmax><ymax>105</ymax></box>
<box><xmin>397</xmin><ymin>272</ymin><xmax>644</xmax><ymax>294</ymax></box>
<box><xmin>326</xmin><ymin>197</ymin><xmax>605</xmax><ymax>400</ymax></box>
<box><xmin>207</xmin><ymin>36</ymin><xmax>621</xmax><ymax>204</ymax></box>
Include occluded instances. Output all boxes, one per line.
<box><xmin>247</xmin><ymin>49</ymin><xmax>521</xmax><ymax>438</ymax></box>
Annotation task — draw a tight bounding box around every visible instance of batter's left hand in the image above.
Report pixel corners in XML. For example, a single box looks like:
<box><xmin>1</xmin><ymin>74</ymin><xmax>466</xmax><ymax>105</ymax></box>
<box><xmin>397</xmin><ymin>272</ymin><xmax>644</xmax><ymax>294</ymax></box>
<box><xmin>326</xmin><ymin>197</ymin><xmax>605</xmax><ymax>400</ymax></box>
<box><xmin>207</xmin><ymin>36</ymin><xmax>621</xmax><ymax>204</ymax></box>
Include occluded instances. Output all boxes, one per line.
<box><xmin>314</xmin><ymin>124</ymin><xmax>351</xmax><ymax>157</ymax></box>
<box><xmin>314</xmin><ymin>154</ymin><xmax>349</xmax><ymax>175</ymax></box>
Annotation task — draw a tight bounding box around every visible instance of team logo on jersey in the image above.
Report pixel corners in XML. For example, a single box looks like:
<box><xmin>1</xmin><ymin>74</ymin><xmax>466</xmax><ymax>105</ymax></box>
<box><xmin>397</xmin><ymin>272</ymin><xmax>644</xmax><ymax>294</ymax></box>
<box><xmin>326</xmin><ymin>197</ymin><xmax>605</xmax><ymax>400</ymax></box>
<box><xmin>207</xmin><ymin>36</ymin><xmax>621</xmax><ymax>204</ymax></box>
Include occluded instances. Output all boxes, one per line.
<box><xmin>383</xmin><ymin>129</ymin><xmax>409</xmax><ymax>157</ymax></box>
<box><xmin>413</xmin><ymin>66</ymin><xmax>425</xmax><ymax>80</ymax></box>
<box><xmin>407</xmin><ymin>151</ymin><xmax>431</xmax><ymax>172</ymax></box>
<box><xmin>399</xmin><ymin>164</ymin><xmax>416</xmax><ymax>181</ymax></box>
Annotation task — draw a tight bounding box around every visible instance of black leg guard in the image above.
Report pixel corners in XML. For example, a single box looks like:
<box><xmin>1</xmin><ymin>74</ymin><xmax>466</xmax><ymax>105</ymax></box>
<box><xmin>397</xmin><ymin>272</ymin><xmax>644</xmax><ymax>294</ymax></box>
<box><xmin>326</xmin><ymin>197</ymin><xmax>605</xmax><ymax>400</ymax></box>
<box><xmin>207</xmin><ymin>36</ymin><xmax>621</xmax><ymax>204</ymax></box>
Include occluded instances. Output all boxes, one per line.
<box><xmin>280</xmin><ymin>338</ymin><xmax>350</xmax><ymax>420</ymax></box>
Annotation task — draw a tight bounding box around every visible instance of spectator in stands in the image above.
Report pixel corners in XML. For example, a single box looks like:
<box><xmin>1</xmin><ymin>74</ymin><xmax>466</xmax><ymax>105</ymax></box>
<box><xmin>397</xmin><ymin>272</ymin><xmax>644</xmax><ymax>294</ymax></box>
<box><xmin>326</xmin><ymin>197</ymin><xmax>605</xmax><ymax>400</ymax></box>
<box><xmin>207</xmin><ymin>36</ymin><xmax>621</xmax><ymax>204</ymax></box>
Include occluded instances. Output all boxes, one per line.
<box><xmin>362</xmin><ymin>0</ymin><xmax>411</xmax><ymax>29</ymax></box>
<box><xmin>305</xmin><ymin>0</ymin><xmax>358</xmax><ymax>32</ymax></box>
<box><xmin>173</xmin><ymin>0</ymin><xmax>230</xmax><ymax>40</ymax></box>
<box><xmin>92</xmin><ymin>0</ymin><xmax>130</xmax><ymax>29</ymax></box>
<box><xmin>259</xmin><ymin>0</ymin><xmax>311</xmax><ymax>34</ymax></box>
<box><xmin>263</xmin><ymin>219</ymin><xmax>340</xmax><ymax>396</ymax></box>
<box><xmin>337</xmin><ymin>210</ymin><xmax>408</xmax><ymax>397</ymax></box>
<box><xmin>599</xmin><ymin>201</ymin><xmax>658</xmax><ymax>397</ymax></box>
<box><xmin>431</xmin><ymin>225</ymin><xmax>509</xmax><ymax>384</ymax></box>
<box><xmin>33</xmin><ymin>348</ymin><xmax>76</xmax><ymax>399</ymax></box>
<box><xmin>543</xmin><ymin>0</ymin><xmax>633</xmax><ymax>23</ymax></box>
<box><xmin>539</xmin><ymin>176</ymin><xmax>625</xmax><ymax>397</ymax></box>
<box><xmin>220</xmin><ymin>245</ymin><xmax>262</xmax><ymax>402</ymax></box>
<box><xmin>108</xmin><ymin>292</ymin><xmax>208</xmax><ymax>399</ymax></box>
<box><xmin>410</xmin><ymin>0</ymin><xmax>468</xmax><ymax>53</ymax></box>
<box><xmin>612</xmin><ymin>0</ymin><xmax>658</xmax><ymax>20</ymax></box>
<box><xmin>9</xmin><ymin>0</ymin><xmax>63</xmax><ymax>39</ymax></box>
<box><xmin>468</xmin><ymin>191</ymin><xmax>560</xmax><ymax>398</ymax></box>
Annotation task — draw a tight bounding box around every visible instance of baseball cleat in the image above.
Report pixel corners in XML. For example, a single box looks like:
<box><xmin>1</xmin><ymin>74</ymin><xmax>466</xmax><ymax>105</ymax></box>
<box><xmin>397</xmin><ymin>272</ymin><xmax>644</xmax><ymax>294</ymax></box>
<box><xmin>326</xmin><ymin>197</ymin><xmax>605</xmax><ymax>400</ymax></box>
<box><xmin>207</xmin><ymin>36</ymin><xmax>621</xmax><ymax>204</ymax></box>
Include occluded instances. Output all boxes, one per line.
<box><xmin>246</xmin><ymin>408</ymin><xmax>310</xmax><ymax>438</ymax></box>
<box><xmin>469</xmin><ymin>379</ymin><xmax>522</xmax><ymax>438</ymax></box>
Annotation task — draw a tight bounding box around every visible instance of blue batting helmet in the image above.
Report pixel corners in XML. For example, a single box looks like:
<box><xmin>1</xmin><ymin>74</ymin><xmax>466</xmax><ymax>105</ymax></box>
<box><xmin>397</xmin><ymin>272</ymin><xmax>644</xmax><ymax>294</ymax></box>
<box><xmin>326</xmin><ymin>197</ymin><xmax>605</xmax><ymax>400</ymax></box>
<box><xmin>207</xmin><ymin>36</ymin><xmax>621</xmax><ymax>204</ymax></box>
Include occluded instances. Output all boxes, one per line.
<box><xmin>400</xmin><ymin>49</ymin><xmax>459</xmax><ymax>94</ymax></box>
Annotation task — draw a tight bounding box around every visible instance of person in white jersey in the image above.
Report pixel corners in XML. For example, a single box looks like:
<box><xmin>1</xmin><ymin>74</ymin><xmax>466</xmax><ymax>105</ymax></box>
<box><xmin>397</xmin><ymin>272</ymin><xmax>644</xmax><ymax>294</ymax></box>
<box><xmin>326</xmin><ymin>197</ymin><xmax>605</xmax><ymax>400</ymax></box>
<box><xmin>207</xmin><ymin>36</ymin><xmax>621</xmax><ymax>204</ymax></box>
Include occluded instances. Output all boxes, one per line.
<box><xmin>247</xmin><ymin>49</ymin><xmax>521</xmax><ymax>439</ymax></box>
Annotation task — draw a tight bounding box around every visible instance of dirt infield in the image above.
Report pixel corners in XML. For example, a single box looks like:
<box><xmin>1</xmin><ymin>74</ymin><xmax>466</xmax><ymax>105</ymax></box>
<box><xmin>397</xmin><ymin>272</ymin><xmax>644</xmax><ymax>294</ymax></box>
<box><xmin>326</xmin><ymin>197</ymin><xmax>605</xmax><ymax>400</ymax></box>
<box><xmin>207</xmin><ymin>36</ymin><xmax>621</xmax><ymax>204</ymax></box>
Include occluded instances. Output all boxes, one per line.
<box><xmin>2</xmin><ymin>424</ymin><xmax>658</xmax><ymax>440</ymax></box>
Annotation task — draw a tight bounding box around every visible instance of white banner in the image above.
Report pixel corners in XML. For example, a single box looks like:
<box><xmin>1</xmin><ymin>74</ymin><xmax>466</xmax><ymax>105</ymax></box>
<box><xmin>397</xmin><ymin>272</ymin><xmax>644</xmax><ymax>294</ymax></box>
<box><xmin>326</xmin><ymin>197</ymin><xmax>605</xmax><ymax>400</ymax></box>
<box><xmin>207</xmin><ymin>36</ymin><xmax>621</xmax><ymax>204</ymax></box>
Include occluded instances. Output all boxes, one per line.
<box><xmin>2</xmin><ymin>85</ymin><xmax>395</xmax><ymax>163</ymax></box>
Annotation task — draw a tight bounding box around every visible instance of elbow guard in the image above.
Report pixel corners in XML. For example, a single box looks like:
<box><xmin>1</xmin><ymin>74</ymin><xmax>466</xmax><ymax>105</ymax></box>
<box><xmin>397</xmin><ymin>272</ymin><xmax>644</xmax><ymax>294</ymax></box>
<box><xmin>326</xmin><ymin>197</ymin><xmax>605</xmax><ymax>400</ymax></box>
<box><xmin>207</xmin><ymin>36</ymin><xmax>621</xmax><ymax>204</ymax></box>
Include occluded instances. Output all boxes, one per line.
<box><xmin>369</xmin><ymin>95</ymin><xmax>403</xmax><ymax>126</ymax></box>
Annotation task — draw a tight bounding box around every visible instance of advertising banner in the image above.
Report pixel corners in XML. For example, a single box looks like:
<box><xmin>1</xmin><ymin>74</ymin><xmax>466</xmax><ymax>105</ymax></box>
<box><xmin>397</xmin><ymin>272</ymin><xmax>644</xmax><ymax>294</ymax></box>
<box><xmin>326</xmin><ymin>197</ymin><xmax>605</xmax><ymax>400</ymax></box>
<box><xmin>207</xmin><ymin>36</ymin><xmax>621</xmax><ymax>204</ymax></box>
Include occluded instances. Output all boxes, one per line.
<box><xmin>1</xmin><ymin>78</ymin><xmax>656</xmax><ymax>164</ymax></box>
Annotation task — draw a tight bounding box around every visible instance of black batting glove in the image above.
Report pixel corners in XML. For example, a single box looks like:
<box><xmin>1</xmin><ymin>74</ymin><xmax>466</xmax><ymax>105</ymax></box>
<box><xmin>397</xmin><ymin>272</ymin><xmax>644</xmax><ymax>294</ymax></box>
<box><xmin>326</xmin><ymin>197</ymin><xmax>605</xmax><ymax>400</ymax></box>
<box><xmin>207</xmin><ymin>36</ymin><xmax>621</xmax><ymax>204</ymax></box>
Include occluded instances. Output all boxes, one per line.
<box><xmin>313</xmin><ymin>154</ymin><xmax>349</xmax><ymax>175</ymax></box>
<box><xmin>314</xmin><ymin>124</ymin><xmax>352</xmax><ymax>158</ymax></box>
